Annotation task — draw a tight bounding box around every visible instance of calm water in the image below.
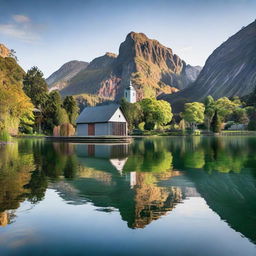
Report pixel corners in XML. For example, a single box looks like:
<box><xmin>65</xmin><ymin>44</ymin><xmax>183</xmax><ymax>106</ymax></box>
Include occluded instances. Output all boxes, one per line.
<box><xmin>0</xmin><ymin>137</ymin><xmax>256</xmax><ymax>256</ymax></box>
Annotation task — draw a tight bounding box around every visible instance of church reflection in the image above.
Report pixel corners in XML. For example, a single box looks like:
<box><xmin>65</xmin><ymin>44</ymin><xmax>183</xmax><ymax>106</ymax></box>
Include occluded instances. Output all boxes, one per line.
<box><xmin>53</xmin><ymin>143</ymin><xmax>191</xmax><ymax>229</ymax></box>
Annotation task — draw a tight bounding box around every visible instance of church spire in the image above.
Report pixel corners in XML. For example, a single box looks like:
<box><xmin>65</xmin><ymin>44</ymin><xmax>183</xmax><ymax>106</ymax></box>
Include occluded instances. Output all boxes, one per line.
<box><xmin>124</xmin><ymin>80</ymin><xmax>136</xmax><ymax>103</ymax></box>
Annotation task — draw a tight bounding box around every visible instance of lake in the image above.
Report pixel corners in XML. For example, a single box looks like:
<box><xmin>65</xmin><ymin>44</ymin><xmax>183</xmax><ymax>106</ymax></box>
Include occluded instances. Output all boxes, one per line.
<box><xmin>0</xmin><ymin>136</ymin><xmax>256</xmax><ymax>256</ymax></box>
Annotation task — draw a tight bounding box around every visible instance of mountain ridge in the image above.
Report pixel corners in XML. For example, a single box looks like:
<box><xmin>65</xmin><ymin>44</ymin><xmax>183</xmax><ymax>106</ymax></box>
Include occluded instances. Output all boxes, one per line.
<box><xmin>46</xmin><ymin>60</ymin><xmax>89</xmax><ymax>91</ymax></box>
<box><xmin>160</xmin><ymin>20</ymin><xmax>256</xmax><ymax>111</ymax></box>
<box><xmin>48</xmin><ymin>32</ymin><xmax>201</xmax><ymax>100</ymax></box>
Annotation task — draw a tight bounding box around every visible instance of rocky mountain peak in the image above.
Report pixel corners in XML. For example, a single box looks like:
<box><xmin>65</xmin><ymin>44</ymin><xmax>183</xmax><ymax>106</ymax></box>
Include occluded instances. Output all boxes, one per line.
<box><xmin>87</xmin><ymin>52</ymin><xmax>117</xmax><ymax>70</ymax></box>
<box><xmin>0</xmin><ymin>44</ymin><xmax>10</xmax><ymax>58</ymax></box>
<box><xmin>55</xmin><ymin>32</ymin><xmax>201</xmax><ymax>99</ymax></box>
<box><xmin>118</xmin><ymin>32</ymin><xmax>183</xmax><ymax>75</ymax></box>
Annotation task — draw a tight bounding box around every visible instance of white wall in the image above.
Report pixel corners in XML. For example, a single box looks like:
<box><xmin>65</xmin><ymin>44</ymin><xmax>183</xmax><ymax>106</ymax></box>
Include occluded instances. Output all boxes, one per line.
<box><xmin>77</xmin><ymin>124</ymin><xmax>88</xmax><ymax>136</ymax></box>
<box><xmin>109</xmin><ymin>108</ymin><xmax>127</xmax><ymax>122</ymax></box>
<box><xmin>124</xmin><ymin>88</ymin><xmax>136</xmax><ymax>103</ymax></box>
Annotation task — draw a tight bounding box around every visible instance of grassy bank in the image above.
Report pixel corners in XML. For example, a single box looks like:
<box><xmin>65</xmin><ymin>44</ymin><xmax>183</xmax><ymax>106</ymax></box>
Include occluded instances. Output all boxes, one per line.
<box><xmin>132</xmin><ymin>130</ymin><xmax>256</xmax><ymax>137</ymax></box>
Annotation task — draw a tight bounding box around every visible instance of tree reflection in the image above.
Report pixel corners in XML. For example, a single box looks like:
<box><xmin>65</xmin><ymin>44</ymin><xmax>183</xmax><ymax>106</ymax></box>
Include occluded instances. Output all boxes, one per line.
<box><xmin>0</xmin><ymin>136</ymin><xmax>256</xmax><ymax>244</ymax></box>
<box><xmin>0</xmin><ymin>143</ymin><xmax>34</xmax><ymax>226</ymax></box>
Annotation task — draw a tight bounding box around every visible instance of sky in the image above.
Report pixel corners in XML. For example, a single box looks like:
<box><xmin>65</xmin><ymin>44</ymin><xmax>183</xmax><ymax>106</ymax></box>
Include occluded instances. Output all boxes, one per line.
<box><xmin>0</xmin><ymin>0</ymin><xmax>255</xmax><ymax>77</ymax></box>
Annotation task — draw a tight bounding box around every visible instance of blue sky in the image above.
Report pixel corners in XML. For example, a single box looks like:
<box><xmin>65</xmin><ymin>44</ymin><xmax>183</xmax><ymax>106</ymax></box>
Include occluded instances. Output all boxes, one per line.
<box><xmin>0</xmin><ymin>0</ymin><xmax>255</xmax><ymax>77</ymax></box>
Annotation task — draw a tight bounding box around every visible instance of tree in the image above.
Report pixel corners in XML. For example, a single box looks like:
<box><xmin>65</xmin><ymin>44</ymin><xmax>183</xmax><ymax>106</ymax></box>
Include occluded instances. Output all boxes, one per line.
<box><xmin>41</xmin><ymin>91</ymin><xmax>68</xmax><ymax>134</ymax></box>
<box><xmin>23</xmin><ymin>67</ymin><xmax>48</xmax><ymax>108</ymax></box>
<box><xmin>63</xmin><ymin>96</ymin><xmax>79</xmax><ymax>125</ymax></box>
<box><xmin>232</xmin><ymin>108</ymin><xmax>249</xmax><ymax>125</ymax></box>
<box><xmin>183</xmin><ymin>102</ymin><xmax>205</xmax><ymax>130</ymax></box>
<box><xmin>247</xmin><ymin>107</ymin><xmax>256</xmax><ymax>130</ymax></box>
<box><xmin>120</xmin><ymin>98</ymin><xmax>143</xmax><ymax>131</ymax></box>
<box><xmin>204</xmin><ymin>95</ymin><xmax>215</xmax><ymax>131</ymax></box>
<box><xmin>0</xmin><ymin>56</ymin><xmax>34</xmax><ymax>135</ymax></box>
<box><xmin>139</xmin><ymin>98</ymin><xmax>173</xmax><ymax>130</ymax></box>
<box><xmin>211</xmin><ymin>110</ymin><xmax>222</xmax><ymax>133</ymax></box>
<box><xmin>215</xmin><ymin>97</ymin><xmax>239</xmax><ymax>121</ymax></box>
<box><xmin>9</xmin><ymin>49</ymin><xmax>18</xmax><ymax>61</ymax></box>
<box><xmin>246</xmin><ymin>86</ymin><xmax>256</xmax><ymax>107</ymax></box>
<box><xmin>56</xmin><ymin>107</ymin><xmax>69</xmax><ymax>125</ymax></box>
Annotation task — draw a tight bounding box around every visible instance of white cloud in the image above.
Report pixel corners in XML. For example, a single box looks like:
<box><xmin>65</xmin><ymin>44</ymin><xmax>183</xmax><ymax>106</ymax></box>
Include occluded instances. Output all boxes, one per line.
<box><xmin>12</xmin><ymin>14</ymin><xmax>31</xmax><ymax>23</ymax></box>
<box><xmin>0</xmin><ymin>15</ymin><xmax>42</xmax><ymax>43</ymax></box>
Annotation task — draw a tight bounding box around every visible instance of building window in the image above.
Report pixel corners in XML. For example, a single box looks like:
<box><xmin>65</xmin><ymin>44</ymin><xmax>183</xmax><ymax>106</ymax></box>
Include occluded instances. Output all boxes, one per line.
<box><xmin>125</xmin><ymin>92</ymin><xmax>127</xmax><ymax>97</ymax></box>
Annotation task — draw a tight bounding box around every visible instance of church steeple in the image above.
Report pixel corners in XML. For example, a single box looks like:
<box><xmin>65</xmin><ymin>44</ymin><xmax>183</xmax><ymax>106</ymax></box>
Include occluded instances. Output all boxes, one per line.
<box><xmin>124</xmin><ymin>80</ymin><xmax>136</xmax><ymax>103</ymax></box>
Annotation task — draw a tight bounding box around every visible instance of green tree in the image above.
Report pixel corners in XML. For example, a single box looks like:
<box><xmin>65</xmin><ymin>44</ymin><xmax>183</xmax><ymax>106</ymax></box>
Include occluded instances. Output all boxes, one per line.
<box><xmin>183</xmin><ymin>102</ymin><xmax>205</xmax><ymax>130</ymax></box>
<box><xmin>139</xmin><ymin>98</ymin><xmax>173</xmax><ymax>130</ymax></box>
<box><xmin>56</xmin><ymin>107</ymin><xmax>69</xmax><ymax>125</ymax></box>
<box><xmin>232</xmin><ymin>108</ymin><xmax>249</xmax><ymax>125</ymax></box>
<box><xmin>41</xmin><ymin>91</ymin><xmax>68</xmax><ymax>134</ymax></box>
<box><xmin>215</xmin><ymin>97</ymin><xmax>239</xmax><ymax>121</ymax></box>
<box><xmin>204</xmin><ymin>96</ymin><xmax>215</xmax><ymax>130</ymax></box>
<box><xmin>120</xmin><ymin>98</ymin><xmax>143</xmax><ymax>131</ymax></box>
<box><xmin>63</xmin><ymin>96</ymin><xmax>79</xmax><ymax>125</ymax></box>
<box><xmin>211</xmin><ymin>110</ymin><xmax>222</xmax><ymax>133</ymax></box>
<box><xmin>23</xmin><ymin>66</ymin><xmax>48</xmax><ymax>108</ymax></box>
<box><xmin>247</xmin><ymin>107</ymin><xmax>256</xmax><ymax>130</ymax></box>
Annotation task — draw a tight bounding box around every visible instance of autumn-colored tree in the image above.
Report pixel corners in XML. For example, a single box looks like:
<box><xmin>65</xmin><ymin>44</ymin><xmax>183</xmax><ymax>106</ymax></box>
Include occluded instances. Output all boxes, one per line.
<box><xmin>0</xmin><ymin>57</ymin><xmax>34</xmax><ymax>135</ymax></box>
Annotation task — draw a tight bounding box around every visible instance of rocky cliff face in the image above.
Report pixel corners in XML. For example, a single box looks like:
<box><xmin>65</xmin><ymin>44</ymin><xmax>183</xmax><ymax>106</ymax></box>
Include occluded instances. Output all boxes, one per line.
<box><xmin>46</xmin><ymin>60</ymin><xmax>88</xmax><ymax>91</ymax></box>
<box><xmin>160</xmin><ymin>20</ymin><xmax>256</xmax><ymax>111</ymax></box>
<box><xmin>0</xmin><ymin>44</ymin><xmax>10</xmax><ymax>58</ymax></box>
<box><xmin>56</xmin><ymin>32</ymin><xmax>201</xmax><ymax>99</ymax></box>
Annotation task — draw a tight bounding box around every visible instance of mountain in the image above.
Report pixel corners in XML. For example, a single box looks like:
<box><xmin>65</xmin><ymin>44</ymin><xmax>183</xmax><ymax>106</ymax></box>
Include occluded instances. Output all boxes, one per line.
<box><xmin>0</xmin><ymin>44</ymin><xmax>32</xmax><ymax>135</ymax></box>
<box><xmin>0</xmin><ymin>44</ymin><xmax>25</xmax><ymax>86</ymax></box>
<box><xmin>160</xmin><ymin>20</ymin><xmax>256</xmax><ymax>111</ymax></box>
<box><xmin>46</xmin><ymin>60</ymin><xmax>89</xmax><ymax>91</ymax></box>
<box><xmin>0</xmin><ymin>44</ymin><xmax>10</xmax><ymax>58</ymax></box>
<box><xmin>51</xmin><ymin>32</ymin><xmax>201</xmax><ymax>100</ymax></box>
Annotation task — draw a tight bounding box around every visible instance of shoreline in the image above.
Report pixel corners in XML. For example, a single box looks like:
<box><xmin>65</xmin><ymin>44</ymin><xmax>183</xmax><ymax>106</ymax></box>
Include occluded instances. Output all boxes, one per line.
<box><xmin>2</xmin><ymin>131</ymin><xmax>255</xmax><ymax>144</ymax></box>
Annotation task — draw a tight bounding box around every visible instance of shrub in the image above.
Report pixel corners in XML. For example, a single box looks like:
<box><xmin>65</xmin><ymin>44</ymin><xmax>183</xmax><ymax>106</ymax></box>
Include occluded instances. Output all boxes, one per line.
<box><xmin>60</xmin><ymin>123</ymin><xmax>75</xmax><ymax>136</ymax></box>
<box><xmin>0</xmin><ymin>129</ymin><xmax>10</xmax><ymax>142</ymax></box>
<box><xmin>138</xmin><ymin>122</ymin><xmax>145</xmax><ymax>131</ymax></box>
<box><xmin>53</xmin><ymin>126</ymin><xmax>60</xmax><ymax>136</ymax></box>
<box><xmin>192</xmin><ymin>129</ymin><xmax>201</xmax><ymax>136</ymax></box>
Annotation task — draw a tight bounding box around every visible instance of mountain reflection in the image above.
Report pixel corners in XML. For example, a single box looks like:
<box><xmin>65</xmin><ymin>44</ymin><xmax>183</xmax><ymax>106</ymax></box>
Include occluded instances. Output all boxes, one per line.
<box><xmin>0</xmin><ymin>137</ymin><xmax>256</xmax><ymax>242</ymax></box>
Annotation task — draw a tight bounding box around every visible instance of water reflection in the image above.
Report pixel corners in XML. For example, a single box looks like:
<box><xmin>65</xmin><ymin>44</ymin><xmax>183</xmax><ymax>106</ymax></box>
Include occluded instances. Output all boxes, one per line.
<box><xmin>0</xmin><ymin>137</ymin><xmax>256</xmax><ymax>244</ymax></box>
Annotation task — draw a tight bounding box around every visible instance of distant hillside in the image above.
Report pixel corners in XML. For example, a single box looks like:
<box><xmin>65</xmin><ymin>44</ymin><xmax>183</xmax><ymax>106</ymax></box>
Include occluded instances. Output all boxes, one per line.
<box><xmin>46</xmin><ymin>60</ymin><xmax>88</xmax><ymax>91</ymax></box>
<box><xmin>74</xmin><ymin>93</ymin><xmax>113</xmax><ymax>112</ymax></box>
<box><xmin>160</xmin><ymin>20</ymin><xmax>256</xmax><ymax>111</ymax></box>
<box><xmin>49</xmin><ymin>32</ymin><xmax>201</xmax><ymax>100</ymax></box>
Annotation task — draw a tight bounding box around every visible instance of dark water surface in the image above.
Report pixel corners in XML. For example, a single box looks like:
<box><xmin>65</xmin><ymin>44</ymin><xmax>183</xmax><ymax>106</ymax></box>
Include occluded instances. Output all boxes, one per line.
<box><xmin>0</xmin><ymin>137</ymin><xmax>256</xmax><ymax>256</ymax></box>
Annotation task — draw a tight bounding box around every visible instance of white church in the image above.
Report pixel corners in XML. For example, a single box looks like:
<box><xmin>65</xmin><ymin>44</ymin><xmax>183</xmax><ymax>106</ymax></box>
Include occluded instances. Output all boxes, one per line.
<box><xmin>124</xmin><ymin>81</ymin><xmax>137</xmax><ymax>103</ymax></box>
<box><xmin>75</xmin><ymin>81</ymin><xmax>136</xmax><ymax>136</ymax></box>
